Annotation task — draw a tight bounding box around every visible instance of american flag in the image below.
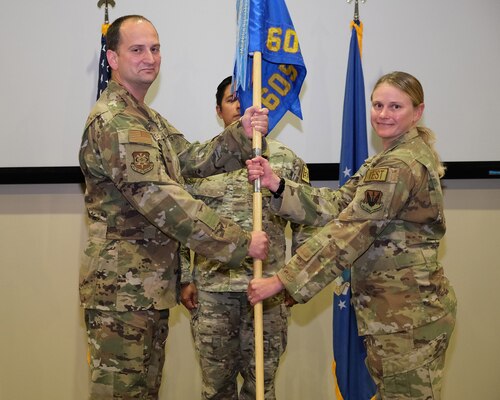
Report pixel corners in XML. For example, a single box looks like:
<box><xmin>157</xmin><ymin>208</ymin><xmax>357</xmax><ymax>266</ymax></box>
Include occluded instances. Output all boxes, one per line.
<box><xmin>97</xmin><ymin>24</ymin><xmax>110</xmax><ymax>100</ymax></box>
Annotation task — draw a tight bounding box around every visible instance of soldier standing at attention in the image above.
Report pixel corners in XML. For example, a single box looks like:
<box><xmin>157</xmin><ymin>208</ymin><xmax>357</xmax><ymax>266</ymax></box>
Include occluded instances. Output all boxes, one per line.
<box><xmin>179</xmin><ymin>76</ymin><xmax>312</xmax><ymax>400</ymax></box>
<box><xmin>79</xmin><ymin>15</ymin><xmax>269</xmax><ymax>399</ymax></box>
<box><xmin>247</xmin><ymin>71</ymin><xmax>457</xmax><ymax>400</ymax></box>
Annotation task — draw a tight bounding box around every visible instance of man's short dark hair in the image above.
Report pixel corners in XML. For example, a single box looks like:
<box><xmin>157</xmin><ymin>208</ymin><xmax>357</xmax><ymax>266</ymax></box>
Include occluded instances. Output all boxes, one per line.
<box><xmin>106</xmin><ymin>15</ymin><xmax>151</xmax><ymax>51</ymax></box>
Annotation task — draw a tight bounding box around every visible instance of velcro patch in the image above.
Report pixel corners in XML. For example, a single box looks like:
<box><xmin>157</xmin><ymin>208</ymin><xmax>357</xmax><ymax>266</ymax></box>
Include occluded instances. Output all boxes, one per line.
<box><xmin>131</xmin><ymin>151</ymin><xmax>154</xmax><ymax>174</ymax></box>
<box><xmin>301</xmin><ymin>164</ymin><xmax>310</xmax><ymax>183</ymax></box>
<box><xmin>364</xmin><ymin>167</ymin><xmax>388</xmax><ymax>182</ymax></box>
<box><xmin>197</xmin><ymin>208</ymin><xmax>221</xmax><ymax>230</ymax></box>
<box><xmin>295</xmin><ymin>236</ymin><xmax>323</xmax><ymax>262</ymax></box>
<box><xmin>129</xmin><ymin>130</ymin><xmax>152</xmax><ymax>145</ymax></box>
<box><xmin>360</xmin><ymin>189</ymin><xmax>383</xmax><ymax>213</ymax></box>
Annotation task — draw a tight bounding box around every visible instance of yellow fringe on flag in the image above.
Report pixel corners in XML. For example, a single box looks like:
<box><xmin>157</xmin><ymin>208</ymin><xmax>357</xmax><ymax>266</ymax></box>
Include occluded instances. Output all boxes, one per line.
<box><xmin>332</xmin><ymin>360</ymin><xmax>345</xmax><ymax>400</ymax></box>
<box><xmin>332</xmin><ymin>359</ymin><xmax>377</xmax><ymax>400</ymax></box>
<box><xmin>101</xmin><ymin>23</ymin><xmax>109</xmax><ymax>36</ymax></box>
<box><xmin>350</xmin><ymin>20</ymin><xmax>364</xmax><ymax>58</ymax></box>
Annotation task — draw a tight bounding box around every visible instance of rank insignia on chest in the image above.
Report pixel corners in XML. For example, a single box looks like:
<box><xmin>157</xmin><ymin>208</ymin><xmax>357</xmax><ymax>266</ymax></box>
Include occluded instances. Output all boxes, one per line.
<box><xmin>131</xmin><ymin>151</ymin><xmax>154</xmax><ymax>174</ymax></box>
<box><xmin>360</xmin><ymin>189</ymin><xmax>383</xmax><ymax>213</ymax></box>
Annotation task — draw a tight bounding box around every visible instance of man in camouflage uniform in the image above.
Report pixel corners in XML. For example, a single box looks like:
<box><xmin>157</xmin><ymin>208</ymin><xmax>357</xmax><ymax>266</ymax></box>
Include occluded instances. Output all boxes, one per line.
<box><xmin>79</xmin><ymin>16</ymin><xmax>269</xmax><ymax>399</ymax></box>
<box><xmin>180</xmin><ymin>77</ymin><xmax>312</xmax><ymax>400</ymax></box>
<box><xmin>247</xmin><ymin>71</ymin><xmax>457</xmax><ymax>399</ymax></box>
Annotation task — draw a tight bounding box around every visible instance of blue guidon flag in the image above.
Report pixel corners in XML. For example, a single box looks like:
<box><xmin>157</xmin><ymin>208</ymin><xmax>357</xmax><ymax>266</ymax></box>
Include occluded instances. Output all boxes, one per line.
<box><xmin>233</xmin><ymin>0</ymin><xmax>306</xmax><ymax>132</ymax></box>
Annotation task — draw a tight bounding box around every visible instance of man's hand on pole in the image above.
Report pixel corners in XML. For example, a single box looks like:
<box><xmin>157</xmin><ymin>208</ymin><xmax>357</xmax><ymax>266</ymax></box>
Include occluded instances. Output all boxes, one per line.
<box><xmin>241</xmin><ymin>106</ymin><xmax>269</xmax><ymax>138</ymax></box>
<box><xmin>248</xmin><ymin>231</ymin><xmax>269</xmax><ymax>260</ymax></box>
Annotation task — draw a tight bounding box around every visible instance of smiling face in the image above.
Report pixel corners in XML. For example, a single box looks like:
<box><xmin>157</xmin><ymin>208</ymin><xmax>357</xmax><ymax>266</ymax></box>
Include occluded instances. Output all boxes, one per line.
<box><xmin>370</xmin><ymin>82</ymin><xmax>424</xmax><ymax>150</ymax></box>
<box><xmin>107</xmin><ymin>18</ymin><xmax>161</xmax><ymax>102</ymax></box>
<box><xmin>216</xmin><ymin>84</ymin><xmax>241</xmax><ymax>127</ymax></box>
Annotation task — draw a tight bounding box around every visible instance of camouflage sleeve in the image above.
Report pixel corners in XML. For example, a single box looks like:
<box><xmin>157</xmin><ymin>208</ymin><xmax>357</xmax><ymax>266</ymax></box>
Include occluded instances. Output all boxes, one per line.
<box><xmin>180</xmin><ymin>245</ymin><xmax>193</xmax><ymax>284</ymax></box>
<box><xmin>277</xmin><ymin>158</ymin><xmax>421</xmax><ymax>303</ymax></box>
<box><xmin>92</xmin><ymin>123</ymin><xmax>251</xmax><ymax>268</ymax></box>
<box><xmin>270</xmin><ymin>159</ymin><xmax>375</xmax><ymax>228</ymax></box>
<box><xmin>271</xmin><ymin>157</ymin><xmax>383</xmax><ymax>230</ymax></box>
<box><xmin>163</xmin><ymin>117</ymin><xmax>257</xmax><ymax>178</ymax></box>
<box><xmin>180</xmin><ymin>178</ymin><xmax>195</xmax><ymax>283</ymax></box>
<box><xmin>283</xmin><ymin>156</ymin><xmax>317</xmax><ymax>253</ymax></box>
<box><xmin>270</xmin><ymin>179</ymin><xmax>350</xmax><ymax>228</ymax></box>
<box><xmin>290</xmin><ymin>220</ymin><xmax>318</xmax><ymax>254</ymax></box>
<box><xmin>265</xmin><ymin>144</ymin><xmax>316</xmax><ymax>253</ymax></box>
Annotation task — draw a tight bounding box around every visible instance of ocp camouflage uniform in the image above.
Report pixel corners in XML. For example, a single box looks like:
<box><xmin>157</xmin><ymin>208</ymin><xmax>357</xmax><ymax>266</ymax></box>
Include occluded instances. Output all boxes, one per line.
<box><xmin>79</xmin><ymin>80</ymin><xmax>260</xmax><ymax>399</ymax></box>
<box><xmin>181</xmin><ymin>139</ymin><xmax>312</xmax><ymax>400</ymax></box>
<box><xmin>270</xmin><ymin>129</ymin><xmax>457</xmax><ymax>399</ymax></box>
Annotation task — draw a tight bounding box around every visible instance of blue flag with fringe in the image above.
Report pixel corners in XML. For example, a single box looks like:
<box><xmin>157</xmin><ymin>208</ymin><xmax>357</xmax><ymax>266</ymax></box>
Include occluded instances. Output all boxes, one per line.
<box><xmin>233</xmin><ymin>0</ymin><xmax>306</xmax><ymax>132</ymax></box>
<box><xmin>332</xmin><ymin>20</ymin><xmax>377</xmax><ymax>400</ymax></box>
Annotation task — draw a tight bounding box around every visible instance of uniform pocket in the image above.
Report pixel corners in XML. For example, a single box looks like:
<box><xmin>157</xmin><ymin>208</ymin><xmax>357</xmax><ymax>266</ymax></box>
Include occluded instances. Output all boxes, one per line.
<box><xmin>118</xmin><ymin>130</ymin><xmax>163</xmax><ymax>183</ymax></box>
<box><xmin>190</xmin><ymin>178</ymin><xmax>226</xmax><ymax>204</ymax></box>
<box><xmin>80</xmin><ymin>237</ymin><xmax>117</xmax><ymax>307</ymax></box>
<box><xmin>382</xmin><ymin>333</ymin><xmax>447</xmax><ymax>375</ymax></box>
<box><xmin>295</xmin><ymin>236</ymin><xmax>324</xmax><ymax>262</ymax></box>
<box><xmin>381</xmin><ymin>333</ymin><xmax>448</xmax><ymax>398</ymax></box>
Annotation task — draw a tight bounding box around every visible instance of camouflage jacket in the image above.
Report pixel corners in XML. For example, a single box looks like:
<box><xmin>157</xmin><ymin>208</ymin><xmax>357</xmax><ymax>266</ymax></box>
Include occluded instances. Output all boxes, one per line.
<box><xmin>79</xmin><ymin>80</ymin><xmax>258</xmax><ymax>311</ymax></box>
<box><xmin>273</xmin><ymin>129</ymin><xmax>456</xmax><ymax>335</ymax></box>
<box><xmin>180</xmin><ymin>139</ymin><xmax>312</xmax><ymax>292</ymax></box>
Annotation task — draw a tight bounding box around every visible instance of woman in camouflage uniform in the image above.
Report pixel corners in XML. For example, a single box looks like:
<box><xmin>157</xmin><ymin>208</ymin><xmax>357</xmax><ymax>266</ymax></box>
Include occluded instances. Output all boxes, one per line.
<box><xmin>246</xmin><ymin>71</ymin><xmax>457</xmax><ymax>399</ymax></box>
<box><xmin>180</xmin><ymin>77</ymin><xmax>311</xmax><ymax>400</ymax></box>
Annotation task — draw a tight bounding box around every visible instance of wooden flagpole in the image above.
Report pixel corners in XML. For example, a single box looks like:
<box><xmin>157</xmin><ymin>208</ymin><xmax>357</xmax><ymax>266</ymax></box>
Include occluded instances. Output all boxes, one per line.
<box><xmin>252</xmin><ymin>50</ymin><xmax>265</xmax><ymax>400</ymax></box>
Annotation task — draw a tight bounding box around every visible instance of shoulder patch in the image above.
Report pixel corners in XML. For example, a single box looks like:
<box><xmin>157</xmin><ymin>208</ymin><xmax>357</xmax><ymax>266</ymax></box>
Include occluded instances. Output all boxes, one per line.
<box><xmin>301</xmin><ymin>164</ymin><xmax>310</xmax><ymax>183</ymax></box>
<box><xmin>364</xmin><ymin>167</ymin><xmax>388</xmax><ymax>183</ymax></box>
<box><xmin>131</xmin><ymin>151</ymin><xmax>154</xmax><ymax>174</ymax></box>
<box><xmin>129</xmin><ymin>130</ymin><xmax>152</xmax><ymax>145</ymax></box>
<box><xmin>360</xmin><ymin>189</ymin><xmax>383</xmax><ymax>213</ymax></box>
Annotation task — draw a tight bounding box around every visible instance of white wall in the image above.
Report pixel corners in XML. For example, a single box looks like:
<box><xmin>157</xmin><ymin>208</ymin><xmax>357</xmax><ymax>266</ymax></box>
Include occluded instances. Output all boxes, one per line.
<box><xmin>1</xmin><ymin>0</ymin><xmax>500</xmax><ymax>167</ymax></box>
<box><xmin>1</xmin><ymin>1</ymin><xmax>499</xmax><ymax>398</ymax></box>
<box><xmin>1</xmin><ymin>180</ymin><xmax>499</xmax><ymax>399</ymax></box>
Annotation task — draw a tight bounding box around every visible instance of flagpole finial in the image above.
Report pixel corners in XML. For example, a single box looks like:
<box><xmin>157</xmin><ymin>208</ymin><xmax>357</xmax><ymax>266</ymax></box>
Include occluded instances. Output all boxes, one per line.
<box><xmin>97</xmin><ymin>0</ymin><xmax>116</xmax><ymax>24</ymax></box>
<box><xmin>347</xmin><ymin>0</ymin><xmax>366</xmax><ymax>22</ymax></box>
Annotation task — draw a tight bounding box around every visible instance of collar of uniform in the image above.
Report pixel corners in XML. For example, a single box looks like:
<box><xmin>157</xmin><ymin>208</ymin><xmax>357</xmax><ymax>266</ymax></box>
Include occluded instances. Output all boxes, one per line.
<box><xmin>385</xmin><ymin>128</ymin><xmax>419</xmax><ymax>153</ymax></box>
<box><xmin>108</xmin><ymin>80</ymin><xmax>142</xmax><ymax>108</ymax></box>
<box><xmin>108</xmin><ymin>80</ymin><xmax>158</xmax><ymax>122</ymax></box>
